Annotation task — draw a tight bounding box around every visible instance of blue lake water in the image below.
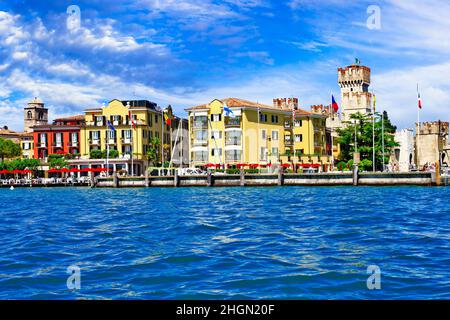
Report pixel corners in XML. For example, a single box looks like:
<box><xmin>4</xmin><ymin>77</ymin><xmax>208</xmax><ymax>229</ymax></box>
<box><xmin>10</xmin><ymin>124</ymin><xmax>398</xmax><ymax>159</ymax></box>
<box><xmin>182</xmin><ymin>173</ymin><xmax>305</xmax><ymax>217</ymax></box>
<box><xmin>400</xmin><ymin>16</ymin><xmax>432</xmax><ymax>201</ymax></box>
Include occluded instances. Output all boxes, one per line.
<box><xmin>0</xmin><ymin>186</ymin><xmax>449</xmax><ymax>300</ymax></box>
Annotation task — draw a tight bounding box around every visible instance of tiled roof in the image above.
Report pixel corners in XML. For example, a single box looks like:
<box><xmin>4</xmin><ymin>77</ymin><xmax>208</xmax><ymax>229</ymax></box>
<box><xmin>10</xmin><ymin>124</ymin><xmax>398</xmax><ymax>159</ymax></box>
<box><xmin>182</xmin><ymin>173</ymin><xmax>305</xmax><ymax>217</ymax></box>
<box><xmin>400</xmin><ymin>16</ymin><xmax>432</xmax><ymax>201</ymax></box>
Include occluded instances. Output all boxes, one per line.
<box><xmin>53</xmin><ymin>115</ymin><xmax>85</xmax><ymax>122</ymax></box>
<box><xmin>187</xmin><ymin>98</ymin><xmax>290</xmax><ymax>112</ymax></box>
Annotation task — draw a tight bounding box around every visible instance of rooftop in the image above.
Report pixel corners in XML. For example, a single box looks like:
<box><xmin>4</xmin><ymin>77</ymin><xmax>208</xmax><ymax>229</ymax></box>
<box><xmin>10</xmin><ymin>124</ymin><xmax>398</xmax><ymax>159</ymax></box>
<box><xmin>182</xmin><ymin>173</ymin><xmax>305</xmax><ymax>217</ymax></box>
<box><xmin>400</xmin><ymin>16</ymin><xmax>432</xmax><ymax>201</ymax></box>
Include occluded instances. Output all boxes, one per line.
<box><xmin>187</xmin><ymin>98</ymin><xmax>291</xmax><ymax>112</ymax></box>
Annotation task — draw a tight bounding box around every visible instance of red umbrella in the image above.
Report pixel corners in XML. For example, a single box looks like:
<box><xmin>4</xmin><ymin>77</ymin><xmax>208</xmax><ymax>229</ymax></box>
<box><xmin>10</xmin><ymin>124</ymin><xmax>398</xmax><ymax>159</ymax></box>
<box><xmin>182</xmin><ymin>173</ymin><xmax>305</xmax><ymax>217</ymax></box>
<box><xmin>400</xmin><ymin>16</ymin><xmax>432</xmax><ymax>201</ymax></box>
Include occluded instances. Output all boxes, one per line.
<box><xmin>60</xmin><ymin>168</ymin><xmax>70</xmax><ymax>173</ymax></box>
<box><xmin>12</xmin><ymin>169</ymin><xmax>23</xmax><ymax>174</ymax></box>
<box><xmin>249</xmin><ymin>164</ymin><xmax>259</xmax><ymax>169</ymax></box>
<box><xmin>0</xmin><ymin>170</ymin><xmax>10</xmax><ymax>174</ymax></box>
<box><xmin>48</xmin><ymin>168</ymin><xmax>61</xmax><ymax>173</ymax></box>
<box><xmin>69</xmin><ymin>168</ymin><xmax>80</xmax><ymax>173</ymax></box>
<box><xmin>80</xmin><ymin>168</ymin><xmax>91</xmax><ymax>172</ymax></box>
<box><xmin>22</xmin><ymin>169</ymin><xmax>33</xmax><ymax>174</ymax></box>
<box><xmin>205</xmin><ymin>163</ymin><xmax>215</xmax><ymax>168</ymax></box>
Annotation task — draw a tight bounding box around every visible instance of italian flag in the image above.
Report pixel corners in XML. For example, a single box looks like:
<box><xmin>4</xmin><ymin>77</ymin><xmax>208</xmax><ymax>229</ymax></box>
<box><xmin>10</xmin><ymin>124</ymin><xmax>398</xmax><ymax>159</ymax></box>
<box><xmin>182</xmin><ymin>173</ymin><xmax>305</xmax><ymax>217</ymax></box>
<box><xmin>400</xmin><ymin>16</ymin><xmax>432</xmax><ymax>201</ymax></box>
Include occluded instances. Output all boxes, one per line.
<box><xmin>418</xmin><ymin>92</ymin><xmax>422</xmax><ymax>109</ymax></box>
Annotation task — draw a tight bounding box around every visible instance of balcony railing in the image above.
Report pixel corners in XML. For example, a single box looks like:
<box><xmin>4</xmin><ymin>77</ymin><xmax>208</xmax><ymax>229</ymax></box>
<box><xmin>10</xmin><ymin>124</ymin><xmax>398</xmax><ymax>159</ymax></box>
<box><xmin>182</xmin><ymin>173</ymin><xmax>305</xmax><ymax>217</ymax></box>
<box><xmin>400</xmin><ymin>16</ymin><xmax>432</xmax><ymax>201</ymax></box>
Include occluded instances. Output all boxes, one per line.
<box><xmin>107</xmin><ymin>139</ymin><xmax>117</xmax><ymax>145</ymax></box>
<box><xmin>225</xmin><ymin>137</ymin><xmax>242</xmax><ymax>146</ymax></box>
<box><xmin>121</xmin><ymin>138</ymin><xmax>132</xmax><ymax>144</ymax></box>
<box><xmin>193</xmin><ymin>121</ymin><xmax>208</xmax><ymax>129</ymax></box>
<box><xmin>38</xmin><ymin>142</ymin><xmax>47</xmax><ymax>148</ymax></box>
<box><xmin>284</xmin><ymin>137</ymin><xmax>293</xmax><ymax>146</ymax></box>
<box><xmin>89</xmin><ymin>139</ymin><xmax>100</xmax><ymax>145</ymax></box>
<box><xmin>70</xmin><ymin>141</ymin><xmax>79</xmax><ymax>147</ymax></box>
<box><xmin>284</xmin><ymin>121</ymin><xmax>292</xmax><ymax>128</ymax></box>
<box><xmin>225</xmin><ymin>117</ymin><xmax>241</xmax><ymax>127</ymax></box>
<box><xmin>193</xmin><ymin>139</ymin><xmax>208</xmax><ymax>146</ymax></box>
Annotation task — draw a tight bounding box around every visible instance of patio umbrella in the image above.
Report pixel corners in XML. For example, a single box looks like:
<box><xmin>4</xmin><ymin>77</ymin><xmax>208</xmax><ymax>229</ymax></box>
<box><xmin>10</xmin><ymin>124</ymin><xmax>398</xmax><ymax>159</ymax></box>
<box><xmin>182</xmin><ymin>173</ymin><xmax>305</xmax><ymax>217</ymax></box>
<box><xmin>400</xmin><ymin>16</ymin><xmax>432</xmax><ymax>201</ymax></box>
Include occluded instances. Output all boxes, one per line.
<box><xmin>22</xmin><ymin>169</ymin><xmax>33</xmax><ymax>174</ymax></box>
<box><xmin>282</xmin><ymin>163</ymin><xmax>291</xmax><ymax>168</ymax></box>
<box><xmin>48</xmin><ymin>168</ymin><xmax>61</xmax><ymax>173</ymax></box>
<box><xmin>12</xmin><ymin>170</ymin><xmax>23</xmax><ymax>174</ymax></box>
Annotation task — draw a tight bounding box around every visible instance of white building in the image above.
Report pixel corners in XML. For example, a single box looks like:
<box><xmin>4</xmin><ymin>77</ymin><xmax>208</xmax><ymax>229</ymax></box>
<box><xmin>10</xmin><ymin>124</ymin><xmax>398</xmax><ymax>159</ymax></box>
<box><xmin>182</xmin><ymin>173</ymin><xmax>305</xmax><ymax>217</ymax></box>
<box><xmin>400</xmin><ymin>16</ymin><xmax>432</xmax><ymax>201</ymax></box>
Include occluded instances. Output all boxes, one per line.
<box><xmin>392</xmin><ymin>129</ymin><xmax>415</xmax><ymax>172</ymax></box>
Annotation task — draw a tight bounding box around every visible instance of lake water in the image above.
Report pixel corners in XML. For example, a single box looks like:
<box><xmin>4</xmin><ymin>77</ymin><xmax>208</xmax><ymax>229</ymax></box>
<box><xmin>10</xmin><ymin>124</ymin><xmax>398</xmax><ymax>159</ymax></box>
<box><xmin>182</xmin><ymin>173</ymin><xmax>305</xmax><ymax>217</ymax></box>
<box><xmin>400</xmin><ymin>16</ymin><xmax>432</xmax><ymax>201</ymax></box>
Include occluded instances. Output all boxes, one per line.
<box><xmin>0</xmin><ymin>186</ymin><xmax>449</xmax><ymax>299</ymax></box>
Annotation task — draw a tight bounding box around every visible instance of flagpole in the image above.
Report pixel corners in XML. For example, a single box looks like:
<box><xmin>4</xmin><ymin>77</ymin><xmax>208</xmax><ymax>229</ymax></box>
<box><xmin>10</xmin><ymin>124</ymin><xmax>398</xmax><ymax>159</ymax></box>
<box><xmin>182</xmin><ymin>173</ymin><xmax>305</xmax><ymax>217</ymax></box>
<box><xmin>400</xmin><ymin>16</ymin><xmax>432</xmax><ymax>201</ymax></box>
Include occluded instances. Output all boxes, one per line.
<box><xmin>330</xmin><ymin>92</ymin><xmax>334</xmax><ymax>171</ymax></box>
<box><xmin>161</xmin><ymin>109</ymin><xmax>164</xmax><ymax>166</ymax></box>
<box><xmin>106</xmin><ymin>128</ymin><xmax>110</xmax><ymax>176</ymax></box>
<box><xmin>382</xmin><ymin>111</ymin><xmax>385</xmax><ymax>172</ymax></box>
<box><xmin>417</xmin><ymin>83</ymin><xmax>420</xmax><ymax>170</ymax></box>
<box><xmin>130</xmin><ymin>108</ymin><xmax>134</xmax><ymax>177</ymax></box>
<box><xmin>372</xmin><ymin>91</ymin><xmax>376</xmax><ymax>172</ymax></box>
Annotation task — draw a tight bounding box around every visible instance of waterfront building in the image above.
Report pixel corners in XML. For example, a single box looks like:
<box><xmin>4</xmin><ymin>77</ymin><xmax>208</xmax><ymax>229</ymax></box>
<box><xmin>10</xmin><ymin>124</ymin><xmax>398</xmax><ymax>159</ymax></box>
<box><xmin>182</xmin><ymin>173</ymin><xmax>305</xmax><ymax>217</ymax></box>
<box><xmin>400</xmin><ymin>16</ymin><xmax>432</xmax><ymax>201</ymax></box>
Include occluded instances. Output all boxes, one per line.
<box><xmin>80</xmin><ymin>99</ymin><xmax>174</xmax><ymax>175</ymax></box>
<box><xmin>391</xmin><ymin>129</ymin><xmax>416</xmax><ymax>172</ymax></box>
<box><xmin>186</xmin><ymin>97</ymin><xmax>331</xmax><ymax>171</ymax></box>
<box><xmin>33</xmin><ymin>115</ymin><xmax>84</xmax><ymax>160</ymax></box>
<box><xmin>416</xmin><ymin>121</ymin><xmax>449</xmax><ymax>169</ymax></box>
<box><xmin>186</xmin><ymin>98</ymin><xmax>292</xmax><ymax>167</ymax></box>
<box><xmin>281</xmin><ymin>102</ymin><xmax>332</xmax><ymax>171</ymax></box>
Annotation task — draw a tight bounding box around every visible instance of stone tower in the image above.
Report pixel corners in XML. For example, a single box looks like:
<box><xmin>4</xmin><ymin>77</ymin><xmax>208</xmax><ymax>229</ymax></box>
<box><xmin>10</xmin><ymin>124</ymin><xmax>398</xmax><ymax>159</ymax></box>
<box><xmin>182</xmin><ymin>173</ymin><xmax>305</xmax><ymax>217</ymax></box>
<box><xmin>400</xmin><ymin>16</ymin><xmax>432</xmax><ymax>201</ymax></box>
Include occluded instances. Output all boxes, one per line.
<box><xmin>338</xmin><ymin>64</ymin><xmax>373</xmax><ymax>121</ymax></box>
<box><xmin>24</xmin><ymin>97</ymin><xmax>48</xmax><ymax>132</ymax></box>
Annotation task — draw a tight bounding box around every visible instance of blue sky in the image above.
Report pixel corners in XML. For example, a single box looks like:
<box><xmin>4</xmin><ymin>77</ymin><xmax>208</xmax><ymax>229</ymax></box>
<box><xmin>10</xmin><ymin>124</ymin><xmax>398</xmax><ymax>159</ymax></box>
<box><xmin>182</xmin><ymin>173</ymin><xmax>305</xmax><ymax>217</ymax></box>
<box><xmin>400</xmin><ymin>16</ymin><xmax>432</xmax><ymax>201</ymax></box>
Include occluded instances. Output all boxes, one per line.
<box><xmin>1</xmin><ymin>0</ymin><xmax>449</xmax><ymax>130</ymax></box>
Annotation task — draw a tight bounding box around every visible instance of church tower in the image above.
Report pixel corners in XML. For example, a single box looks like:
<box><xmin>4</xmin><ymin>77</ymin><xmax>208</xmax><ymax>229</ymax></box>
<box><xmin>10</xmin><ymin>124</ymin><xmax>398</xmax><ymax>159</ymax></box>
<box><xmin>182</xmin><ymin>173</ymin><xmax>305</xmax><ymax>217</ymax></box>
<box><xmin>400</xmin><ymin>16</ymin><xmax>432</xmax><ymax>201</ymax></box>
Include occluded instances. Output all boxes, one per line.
<box><xmin>338</xmin><ymin>63</ymin><xmax>373</xmax><ymax>121</ymax></box>
<box><xmin>24</xmin><ymin>97</ymin><xmax>48</xmax><ymax>132</ymax></box>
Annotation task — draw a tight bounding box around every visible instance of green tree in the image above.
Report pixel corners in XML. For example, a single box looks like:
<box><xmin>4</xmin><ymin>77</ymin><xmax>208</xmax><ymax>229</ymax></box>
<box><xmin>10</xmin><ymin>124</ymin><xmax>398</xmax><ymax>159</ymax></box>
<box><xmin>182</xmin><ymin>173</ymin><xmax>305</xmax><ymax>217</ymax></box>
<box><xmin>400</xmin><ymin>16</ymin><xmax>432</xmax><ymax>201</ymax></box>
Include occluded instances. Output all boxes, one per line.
<box><xmin>146</xmin><ymin>137</ymin><xmax>161</xmax><ymax>166</ymax></box>
<box><xmin>0</xmin><ymin>138</ymin><xmax>21</xmax><ymax>161</ymax></box>
<box><xmin>48</xmin><ymin>154</ymin><xmax>68</xmax><ymax>169</ymax></box>
<box><xmin>336</xmin><ymin>112</ymin><xmax>399</xmax><ymax>171</ymax></box>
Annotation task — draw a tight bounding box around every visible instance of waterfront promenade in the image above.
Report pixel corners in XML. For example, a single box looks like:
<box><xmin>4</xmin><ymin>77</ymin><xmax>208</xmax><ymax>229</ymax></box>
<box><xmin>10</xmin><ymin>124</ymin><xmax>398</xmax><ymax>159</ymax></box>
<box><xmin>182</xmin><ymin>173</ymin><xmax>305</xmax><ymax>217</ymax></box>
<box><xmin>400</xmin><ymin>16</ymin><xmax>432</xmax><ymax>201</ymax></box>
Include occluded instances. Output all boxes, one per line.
<box><xmin>1</xmin><ymin>171</ymin><xmax>445</xmax><ymax>188</ymax></box>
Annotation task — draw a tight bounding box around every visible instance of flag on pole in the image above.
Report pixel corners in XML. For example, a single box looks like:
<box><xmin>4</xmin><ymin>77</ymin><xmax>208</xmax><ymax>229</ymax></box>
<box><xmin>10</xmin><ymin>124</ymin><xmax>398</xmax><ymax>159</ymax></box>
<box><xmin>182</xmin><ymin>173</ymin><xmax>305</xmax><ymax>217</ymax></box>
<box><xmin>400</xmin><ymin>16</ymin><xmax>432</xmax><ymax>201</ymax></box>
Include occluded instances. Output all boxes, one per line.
<box><xmin>332</xmin><ymin>95</ymin><xmax>339</xmax><ymax>113</ymax></box>
<box><xmin>373</xmin><ymin>94</ymin><xmax>377</xmax><ymax>113</ymax></box>
<box><xmin>129</xmin><ymin>111</ymin><xmax>137</xmax><ymax>129</ymax></box>
<box><xmin>164</xmin><ymin>111</ymin><xmax>172</xmax><ymax>126</ymax></box>
<box><xmin>418</xmin><ymin>91</ymin><xmax>422</xmax><ymax>109</ymax></box>
<box><xmin>107</xmin><ymin>120</ymin><xmax>116</xmax><ymax>131</ymax></box>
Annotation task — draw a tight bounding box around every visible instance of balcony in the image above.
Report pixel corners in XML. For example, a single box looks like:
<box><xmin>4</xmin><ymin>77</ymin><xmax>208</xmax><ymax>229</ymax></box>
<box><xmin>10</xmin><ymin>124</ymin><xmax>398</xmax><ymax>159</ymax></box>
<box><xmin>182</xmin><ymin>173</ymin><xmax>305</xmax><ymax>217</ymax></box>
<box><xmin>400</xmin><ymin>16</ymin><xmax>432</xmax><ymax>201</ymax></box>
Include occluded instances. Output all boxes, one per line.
<box><xmin>38</xmin><ymin>142</ymin><xmax>48</xmax><ymax>148</ymax></box>
<box><xmin>225</xmin><ymin>137</ymin><xmax>242</xmax><ymax>146</ymax></box>
<box><xmin>284</xmin><ymin>121</ymin><xmax>292</xmax><ymax>129</ymax></box>
<box><xmin>193</xmin><ymin>121</ymin><xmax>208</xmax><ymax>129</ymax></box>
<box><xmin>70</xmin><ymin>141</ymin><xmax>79</xmax><ymax>147</ymax></box>
<box><xmin>121</xmin><ymin>138</ymin><xmax>132</xmax><ymax>145</ymax></box>
<box><xmin>193</xmin><ymin>139</ymin><xmax>208</xmax><ymax>147</ymax></box>
<box><xmin>284</xmin><ymin>137</ymin><xmax>293</xmax><ymax>146</ymax></box>
<box><xmin>225</xmin><ymin>117</ymin><xmax>241</xmax><ymax>128</ymax></box>
<box><xmin>89</xmin><ymin>139</ymin><xmax>100</xmax><ymax>146</ymax></box>
<box><xmin>96</xmin><ymin>121</ymin><xmax>104</xmax><ymax>127</ymax></box>
<box><xmin>54</xmin><ymin>142</ymin><xmax>63</xmax><ymax>148</ymax></box>
<box><xmin>107</xmin><ymin>139</ymin><xmax>117</xmax><ymax>145</ymax></box>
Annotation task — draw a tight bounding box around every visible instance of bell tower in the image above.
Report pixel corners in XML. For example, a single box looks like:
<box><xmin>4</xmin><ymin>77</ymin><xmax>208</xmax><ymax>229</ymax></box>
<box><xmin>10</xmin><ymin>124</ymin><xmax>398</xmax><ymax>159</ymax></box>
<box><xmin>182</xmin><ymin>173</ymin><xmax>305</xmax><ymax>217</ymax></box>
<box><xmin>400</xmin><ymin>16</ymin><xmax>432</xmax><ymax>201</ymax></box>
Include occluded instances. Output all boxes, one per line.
<box><xmin>338</xmin><ymin>63</ymin><xmax>373</xmax><ymax>121</ymax></box>
<box><xmin>24</xmin><ymin>97</ymin><xmax>48</xmax><ymax>132</ymax></box>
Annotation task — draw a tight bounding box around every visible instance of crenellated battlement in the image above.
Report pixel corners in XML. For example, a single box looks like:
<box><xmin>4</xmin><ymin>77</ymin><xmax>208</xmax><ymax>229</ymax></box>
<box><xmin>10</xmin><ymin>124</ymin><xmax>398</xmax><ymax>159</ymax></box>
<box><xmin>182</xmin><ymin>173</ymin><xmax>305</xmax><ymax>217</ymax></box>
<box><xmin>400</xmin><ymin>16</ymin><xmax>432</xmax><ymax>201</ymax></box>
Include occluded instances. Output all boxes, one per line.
<box><xmin>417</xmin><ymin>121</ymin><xmax>449</xmax><ymax>135</ymax></box>
<box><xmin>338</xmin><ymin>65</ymin><xmax>371</xmax><ymax>86</ymax></box>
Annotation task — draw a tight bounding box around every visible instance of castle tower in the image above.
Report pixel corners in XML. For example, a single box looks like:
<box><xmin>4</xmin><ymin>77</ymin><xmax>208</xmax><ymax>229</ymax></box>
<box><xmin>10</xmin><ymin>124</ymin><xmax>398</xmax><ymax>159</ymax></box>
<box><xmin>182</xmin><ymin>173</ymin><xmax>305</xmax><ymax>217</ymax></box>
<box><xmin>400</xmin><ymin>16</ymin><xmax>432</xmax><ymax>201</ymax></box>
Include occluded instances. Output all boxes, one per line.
<box><xmin>338</xmin><ymin>64</ymin><xmax>373</xmax><ymax>121</ymax></box>
<box><xmin>24</xmin><ymin>97</ymin><xmax>48</xmax><ymax>132</ymax></box>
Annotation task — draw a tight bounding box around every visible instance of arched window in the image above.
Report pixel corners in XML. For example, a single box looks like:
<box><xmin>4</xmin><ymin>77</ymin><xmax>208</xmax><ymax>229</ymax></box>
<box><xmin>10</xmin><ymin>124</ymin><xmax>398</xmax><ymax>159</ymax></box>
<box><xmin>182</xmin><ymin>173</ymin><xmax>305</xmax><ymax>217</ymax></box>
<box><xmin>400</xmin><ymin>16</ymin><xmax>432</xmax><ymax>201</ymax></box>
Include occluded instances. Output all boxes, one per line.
<box><xmin>27</xmin><ymin>111</ymin><xmax>32</xmax><ymax>119</ymax></box>
<box><xmin>38</xmin><ymin>112</ymin><xmax>44</xmax><ymax>120</ymax></box>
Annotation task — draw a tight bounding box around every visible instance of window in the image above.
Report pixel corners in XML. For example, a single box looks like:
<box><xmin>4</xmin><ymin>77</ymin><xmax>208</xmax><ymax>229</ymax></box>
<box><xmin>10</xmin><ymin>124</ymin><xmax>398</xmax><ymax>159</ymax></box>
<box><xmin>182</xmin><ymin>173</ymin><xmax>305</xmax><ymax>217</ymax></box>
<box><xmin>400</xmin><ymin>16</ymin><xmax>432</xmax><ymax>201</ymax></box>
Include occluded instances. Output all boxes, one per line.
<box><xmin>107</xmin><ymin>130</ymin><xmax>116</xmax><ymax>139</ymax></box>
<box><xmin>195</xmin><ymin>130</ymin><xmax>208</xmax><ymax>142</ymax></box>
<box><xmin>38</xmin><ymin>112</ymin><xmax>44</xmax><ymax>120</ymax></box>
<box><xmin>123</xmin><ymin>129</ymin><xmax>132</xmax><ymax>139</ymax></box>
<box><xmin>272</xmin><ymin>147</ymin><xmax>279</xmax><ymax>156</ymax></box>
<box><xmin>155</xmin><ymin>114</ymin><xmax>159</xmax><ymax>123</ymax></box>
<box><xmin>272</xmin><ymin>131</ymin><xmax>279</xmax><ymax>141</ymax></box>
<box><xmin>92</xmin><ymin>131</ymin><xmax>100</xmax><ymax>140</ymax></box>
<box><xmin>27</xmin><ymin>111</ymin><xmax>32</xmax><ymax>119</ymax></box>
<box><xmin>260</xmin><ymin>113</ymin><xmax>267</xmax><ymax>122</ymax></box>
<box><xmin>271</xmin><ymin>115</ymin><xmax>279</xmax><ymax>123</ymax></box>
<box><xmin>294</xmin><ymin>120</ymin><xmax>302</xmax><ymax>127</ymax></box>
<box><xmin>225</xmin><ymin>131</ymin><xmax>242</xmax><ymax>146</ymax></box>
<box><xmin>211</xmin><ymin>130</ymin><xmax>222</xmax><ymax>140</ymax></box>
<box><xmin>295</xmin><ymin>134</ymin><xmax>303</xmax><ymax>142</ymax></box>
<box><xmin>211</xmin><ymin>114</ymin><xmax>222</xmax><ymax>122</ymax></box>
<box><xmin>261</xmin><ymin>130</ymin><xmax>266</xmax><ymax>140</ymax></box>
<box><xmin>39</xmin><ymin>133</ymin><xmax>47</xmax><ymax>144</ymax></box>
<box><xmin>260</xmin><ymin>147</ymin><xmax>268</xmax><ymax>161</ymax></box>
<box><xmin>212</xmin><ymin>148</ymin><xmax>222</xmax><ymax>157</ymax></box>
<box><xmin>71</xmin><ymin>132</ymin><xmax>78</xmax><ymax>143</ymax></box>
<box><xmin>193</xmin><ymin>151</ymin><xmax>208</xmax><ymax>162</ymax></box>
<box><xmin>225</xmin><ymin>150</ymin><xmax>241</xmax><ymax>162</ymax></box>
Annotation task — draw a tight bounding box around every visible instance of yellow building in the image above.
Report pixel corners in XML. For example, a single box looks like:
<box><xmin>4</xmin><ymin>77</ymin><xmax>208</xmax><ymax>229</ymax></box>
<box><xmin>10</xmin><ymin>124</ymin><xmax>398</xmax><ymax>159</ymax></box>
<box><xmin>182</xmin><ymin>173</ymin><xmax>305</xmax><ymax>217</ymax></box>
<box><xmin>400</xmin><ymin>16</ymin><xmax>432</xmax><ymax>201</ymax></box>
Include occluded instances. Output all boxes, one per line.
<box><xmin>281</xmin><ymin>106</ymin><xmax>332</xmax><ymax>171</ymax></box>
<box><xmin>186</xmin><ymin>98</ymin><xmax>295</xmax><ymax>167</ymax></box>
<box><xmin>185</xmin><ymin>97</ymin><xmax>332</xmax><ymax>171</ymax></box>
<box><xmin>0</xmin><ymin>127</ymin><xmax>34</xmax><ymax>159</ymax></box>
<box><xmin>80</xmin><ymin>99</ymin><xmax>173</xmax><ymax>175</ymax></box>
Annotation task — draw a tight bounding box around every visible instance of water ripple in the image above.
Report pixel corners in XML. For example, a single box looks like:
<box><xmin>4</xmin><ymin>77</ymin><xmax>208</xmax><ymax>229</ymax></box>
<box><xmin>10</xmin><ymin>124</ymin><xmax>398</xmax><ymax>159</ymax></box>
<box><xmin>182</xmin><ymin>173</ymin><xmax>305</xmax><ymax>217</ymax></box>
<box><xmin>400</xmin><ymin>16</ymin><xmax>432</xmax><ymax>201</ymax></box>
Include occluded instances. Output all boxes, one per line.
<box><xmin>0</xmin><ymin>186</ymin><xmax>449</xmax><ymax>299</ymax></box>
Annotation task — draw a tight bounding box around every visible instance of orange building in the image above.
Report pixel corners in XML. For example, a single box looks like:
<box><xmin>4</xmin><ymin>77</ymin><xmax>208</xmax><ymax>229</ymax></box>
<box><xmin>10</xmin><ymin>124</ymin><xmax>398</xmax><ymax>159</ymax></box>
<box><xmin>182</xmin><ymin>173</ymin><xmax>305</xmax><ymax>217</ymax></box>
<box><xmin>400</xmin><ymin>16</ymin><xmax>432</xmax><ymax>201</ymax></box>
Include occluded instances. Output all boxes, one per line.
<box><xmin>33</xmin><ymin>116</ymin><xmax>84</xmax><ymax>160</ymax></box>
